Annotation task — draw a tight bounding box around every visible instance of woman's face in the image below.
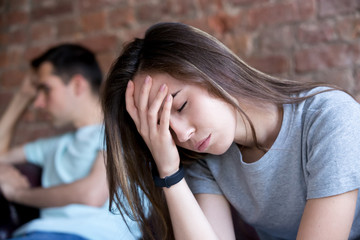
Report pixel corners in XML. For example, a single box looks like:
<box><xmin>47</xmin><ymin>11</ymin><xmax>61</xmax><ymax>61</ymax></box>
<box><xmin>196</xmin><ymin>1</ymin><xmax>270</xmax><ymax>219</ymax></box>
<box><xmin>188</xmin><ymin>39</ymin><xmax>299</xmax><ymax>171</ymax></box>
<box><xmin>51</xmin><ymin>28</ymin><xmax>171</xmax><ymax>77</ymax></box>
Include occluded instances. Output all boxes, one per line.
<box><xmin>132</xmin><ymin>72</ymin><xmax>242</xmax><ymax>155</ymax></box>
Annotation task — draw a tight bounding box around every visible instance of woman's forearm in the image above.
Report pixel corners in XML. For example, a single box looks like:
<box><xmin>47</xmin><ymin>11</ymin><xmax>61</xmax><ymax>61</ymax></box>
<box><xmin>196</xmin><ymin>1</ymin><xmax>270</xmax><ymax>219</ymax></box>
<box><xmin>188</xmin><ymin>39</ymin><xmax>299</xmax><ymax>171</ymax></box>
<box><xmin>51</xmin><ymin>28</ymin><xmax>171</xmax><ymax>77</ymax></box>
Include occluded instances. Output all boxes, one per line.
<box><xmin>163</xmin><ymin>179</ymin><xmax>219</xmax><ymax>240</ymax></box>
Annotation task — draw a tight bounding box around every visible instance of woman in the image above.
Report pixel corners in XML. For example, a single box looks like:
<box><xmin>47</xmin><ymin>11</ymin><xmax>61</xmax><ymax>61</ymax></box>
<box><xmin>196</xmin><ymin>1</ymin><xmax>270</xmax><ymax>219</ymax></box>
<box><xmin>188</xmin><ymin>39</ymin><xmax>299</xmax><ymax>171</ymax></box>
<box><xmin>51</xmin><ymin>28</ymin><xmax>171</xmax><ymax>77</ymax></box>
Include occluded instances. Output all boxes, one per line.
<box><xmin>102</xmin><ymin>22</ymin><xmax>360</xmax><ymax>239</ymax></box>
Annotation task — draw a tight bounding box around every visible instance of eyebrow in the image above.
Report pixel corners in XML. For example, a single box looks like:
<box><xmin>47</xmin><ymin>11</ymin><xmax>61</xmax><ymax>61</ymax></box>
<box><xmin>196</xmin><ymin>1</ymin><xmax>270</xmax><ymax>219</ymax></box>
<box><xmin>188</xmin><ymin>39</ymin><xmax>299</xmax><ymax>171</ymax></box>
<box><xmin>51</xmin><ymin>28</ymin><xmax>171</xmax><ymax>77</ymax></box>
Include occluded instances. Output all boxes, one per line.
<box><xmin>171</xmin><ymin>90</ymin><xmax>181</xmax><ymax>98</ymax></box>
<box><xmin>36</xmin><ymin>83</ymin><xmax>50</xmax><ymax>91</ymax></box>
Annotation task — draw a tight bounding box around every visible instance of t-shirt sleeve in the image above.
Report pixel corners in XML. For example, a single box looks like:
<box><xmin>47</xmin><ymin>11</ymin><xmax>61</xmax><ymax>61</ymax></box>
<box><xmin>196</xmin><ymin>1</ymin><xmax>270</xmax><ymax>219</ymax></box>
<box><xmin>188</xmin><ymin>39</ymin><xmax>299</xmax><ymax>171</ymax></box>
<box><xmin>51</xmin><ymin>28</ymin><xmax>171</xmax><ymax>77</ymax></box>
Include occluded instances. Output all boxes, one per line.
<box><xmin>185</xmin><ymin>158</ymin><xmax>223</xmax><ymax>195</ymax></box>
<box><xmin>304</xmin><ymin>91</ymin><xmax>360</xmax><ymax>199</ymax></box>
<box><xmin>24</xmin><ymin>136</ymin><xmax>61</xmax><ymax>167</ymax></box>
<box><xmin>98</xmin><ymin>125</ymin><xmax>106</xmax><ymax>152</ymax></box>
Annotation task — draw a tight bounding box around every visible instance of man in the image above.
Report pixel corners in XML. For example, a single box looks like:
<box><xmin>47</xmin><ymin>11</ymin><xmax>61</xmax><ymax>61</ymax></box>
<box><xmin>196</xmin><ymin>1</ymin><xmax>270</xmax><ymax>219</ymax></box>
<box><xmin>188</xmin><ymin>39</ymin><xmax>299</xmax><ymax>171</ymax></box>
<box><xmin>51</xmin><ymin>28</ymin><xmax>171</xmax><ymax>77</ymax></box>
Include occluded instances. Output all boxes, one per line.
<box><xmin>0</xmin><ymin>44</ymin><xmax>141</xmax><ymax>240</ymax></box>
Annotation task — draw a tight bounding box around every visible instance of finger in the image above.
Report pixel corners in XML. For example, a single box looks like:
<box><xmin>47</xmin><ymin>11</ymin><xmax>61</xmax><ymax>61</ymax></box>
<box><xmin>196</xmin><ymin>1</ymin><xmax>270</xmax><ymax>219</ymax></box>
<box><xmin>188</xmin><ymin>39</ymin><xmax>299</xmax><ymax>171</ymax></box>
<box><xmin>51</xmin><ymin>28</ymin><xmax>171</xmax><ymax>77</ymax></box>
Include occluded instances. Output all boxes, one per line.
<box><xmin>125</xmin><ymin>80</ymin><xmax>140</xmax><ymax>127</ymax></box>
<box><xmin>159</xmin><ymin>94</ymin><xmax>172</xmax><ymax>134</ymax></box>
<box><xmin>138</xmin><ymin>76</ymin><xmax>152</xmax><ymax>135</ymax></box>
<box><xmin>148</xmin><ymin>84</ymin><xmax>168</xmax><ymax>133</ymax></box>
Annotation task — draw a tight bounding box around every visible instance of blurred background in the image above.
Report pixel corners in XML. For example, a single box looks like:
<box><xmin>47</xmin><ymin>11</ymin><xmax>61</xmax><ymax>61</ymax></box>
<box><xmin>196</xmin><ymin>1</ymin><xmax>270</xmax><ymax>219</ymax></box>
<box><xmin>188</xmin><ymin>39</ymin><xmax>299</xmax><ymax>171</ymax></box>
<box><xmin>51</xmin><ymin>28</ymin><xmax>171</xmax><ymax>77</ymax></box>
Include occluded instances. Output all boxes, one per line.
<box><xmin>1</xmin><ymin>0</ymin><xmax>359</xmax><ymax>145</ymax></box>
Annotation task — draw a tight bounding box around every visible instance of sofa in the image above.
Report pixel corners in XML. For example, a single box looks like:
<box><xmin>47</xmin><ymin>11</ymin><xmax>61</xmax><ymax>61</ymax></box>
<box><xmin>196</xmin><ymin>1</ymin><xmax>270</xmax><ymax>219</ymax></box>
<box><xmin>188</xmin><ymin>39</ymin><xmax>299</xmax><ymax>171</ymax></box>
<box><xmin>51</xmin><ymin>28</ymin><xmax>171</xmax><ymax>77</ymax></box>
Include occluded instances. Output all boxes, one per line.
<box><xmin>0</xmin><ymin>163</ymin><xmax>41</xmax><ymax>240</ymax></box>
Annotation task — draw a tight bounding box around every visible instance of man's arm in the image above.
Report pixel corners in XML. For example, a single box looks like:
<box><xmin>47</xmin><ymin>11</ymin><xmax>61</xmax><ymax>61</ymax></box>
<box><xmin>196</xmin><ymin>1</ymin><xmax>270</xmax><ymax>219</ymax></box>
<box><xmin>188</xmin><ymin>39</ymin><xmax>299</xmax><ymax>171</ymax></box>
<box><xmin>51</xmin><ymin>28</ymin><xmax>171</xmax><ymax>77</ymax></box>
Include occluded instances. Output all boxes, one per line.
<box><xmin>0</xmin><ymin>151</ymin><xmax>109</xmax><ymax>208</ymax></box>
<box><xmin>0</xmin><ymin>76</ymin><xmax>36</xmax><ymax>160</ymax></box>
<box><xmin>0</xmin><ymin>146</ymin><xmax>27</xmax><ymax>165</ymax></box>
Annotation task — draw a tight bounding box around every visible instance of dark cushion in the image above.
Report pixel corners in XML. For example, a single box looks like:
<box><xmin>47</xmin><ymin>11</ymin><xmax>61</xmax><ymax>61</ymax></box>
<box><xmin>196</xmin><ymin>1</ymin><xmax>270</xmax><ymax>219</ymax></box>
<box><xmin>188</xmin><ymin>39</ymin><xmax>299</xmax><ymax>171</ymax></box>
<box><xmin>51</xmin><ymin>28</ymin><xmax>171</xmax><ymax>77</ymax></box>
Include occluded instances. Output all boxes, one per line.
<box><xmin>0</xmin><ymin>163</ymin><xmax>42</xmax><ymax>240</ymax></box>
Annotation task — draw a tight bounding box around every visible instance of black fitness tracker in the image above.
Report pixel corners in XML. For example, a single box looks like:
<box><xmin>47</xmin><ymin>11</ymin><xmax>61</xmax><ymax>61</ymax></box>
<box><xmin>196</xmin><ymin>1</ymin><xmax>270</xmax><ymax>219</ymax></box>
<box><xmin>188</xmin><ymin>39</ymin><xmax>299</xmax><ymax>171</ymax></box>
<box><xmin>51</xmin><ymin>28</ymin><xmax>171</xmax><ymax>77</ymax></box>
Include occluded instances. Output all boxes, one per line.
<box><xmin>153</xmin><ymin>164</ymin><xmax>185</xmax><ymax>188</ymax></box>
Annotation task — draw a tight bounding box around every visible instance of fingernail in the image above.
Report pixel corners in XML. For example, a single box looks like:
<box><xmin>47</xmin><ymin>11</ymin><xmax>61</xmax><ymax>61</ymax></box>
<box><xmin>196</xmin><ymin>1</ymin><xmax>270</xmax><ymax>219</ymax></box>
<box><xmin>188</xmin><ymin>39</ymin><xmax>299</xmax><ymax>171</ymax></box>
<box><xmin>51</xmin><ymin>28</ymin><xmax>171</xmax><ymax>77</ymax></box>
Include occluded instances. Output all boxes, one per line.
<box><xmin>127</xmin><ymin>81</ymin><xmax>131</xmax><ymax>88</ymax></box>
<box><xmin>145</xmin><ymin>76</ymin><xmax>150</xmax><ymax>83</ymax></box>
<box><xmin>160</xmin><ymin>84</ymin><xmax>166</xmax><ymax>91</ymax></box>
<box><xmin>166</xmin><ymin>94</ymin><xmax>172</xmax><ymax>102</ymax></box>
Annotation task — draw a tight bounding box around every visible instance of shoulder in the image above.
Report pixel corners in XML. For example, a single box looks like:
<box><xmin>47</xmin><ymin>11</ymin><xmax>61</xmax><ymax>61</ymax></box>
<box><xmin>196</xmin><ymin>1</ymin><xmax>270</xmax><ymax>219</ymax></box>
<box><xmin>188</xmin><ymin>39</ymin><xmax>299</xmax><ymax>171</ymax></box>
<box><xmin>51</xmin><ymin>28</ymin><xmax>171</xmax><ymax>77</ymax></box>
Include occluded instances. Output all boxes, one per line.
<box><xmin>299</xmin><ymin>87</ymin><xmax>358</xmax><ymax>111</ymax></box>
<box><xmin>73</xmin><ymin>124</ymin><xmax>105</xmax><ymax>150</ymax></box>
<box><xmin>293</xmin><ymin>87</ymin><xmax>360</xmax><ymax>128</ymax></box>
<box><xmin>74</xmin><ymin>124</ymin><xmax>105</xmax><ymax>143</ymax></box>
<box><xmin>25</xmin><ymin>131</ymin><xmax>73</xmax><ymax>149</ymax></box>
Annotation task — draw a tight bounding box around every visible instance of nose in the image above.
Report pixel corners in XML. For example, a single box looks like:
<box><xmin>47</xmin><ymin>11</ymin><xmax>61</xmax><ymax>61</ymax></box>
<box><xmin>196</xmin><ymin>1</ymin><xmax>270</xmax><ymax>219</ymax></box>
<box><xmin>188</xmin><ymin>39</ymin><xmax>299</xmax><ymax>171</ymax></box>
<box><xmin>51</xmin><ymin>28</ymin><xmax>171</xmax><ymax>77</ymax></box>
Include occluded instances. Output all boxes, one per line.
<box><xmin>32</xmin><ymin>91</ymin><xmax>46</xmax><ymax>109</ymax></box>
<box><xmin>170</xmin><ymin>117</ymin><xmax>195</xmax><ymax>143</ymax></box>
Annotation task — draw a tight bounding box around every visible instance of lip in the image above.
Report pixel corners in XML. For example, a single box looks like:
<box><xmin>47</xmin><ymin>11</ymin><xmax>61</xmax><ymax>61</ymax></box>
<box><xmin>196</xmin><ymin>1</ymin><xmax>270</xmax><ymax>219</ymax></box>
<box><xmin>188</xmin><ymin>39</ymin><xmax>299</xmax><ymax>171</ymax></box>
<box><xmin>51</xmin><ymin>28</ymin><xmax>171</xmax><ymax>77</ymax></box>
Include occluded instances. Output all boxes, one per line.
<box><xmin>195</xmin><ymin>134</ymin><xmax>211</xmax><ymax>152</ymax></box>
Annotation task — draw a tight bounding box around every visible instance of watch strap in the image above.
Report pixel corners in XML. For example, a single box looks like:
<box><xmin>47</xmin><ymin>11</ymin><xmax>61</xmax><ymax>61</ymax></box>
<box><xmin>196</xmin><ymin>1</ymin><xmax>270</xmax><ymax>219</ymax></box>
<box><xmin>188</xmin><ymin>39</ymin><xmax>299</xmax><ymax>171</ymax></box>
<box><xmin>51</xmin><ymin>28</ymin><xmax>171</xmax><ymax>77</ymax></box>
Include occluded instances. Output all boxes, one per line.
<box><xmin>153</xmin><ymin>164</ymin><xmax>184</xmax><ymax>188</ymax></box>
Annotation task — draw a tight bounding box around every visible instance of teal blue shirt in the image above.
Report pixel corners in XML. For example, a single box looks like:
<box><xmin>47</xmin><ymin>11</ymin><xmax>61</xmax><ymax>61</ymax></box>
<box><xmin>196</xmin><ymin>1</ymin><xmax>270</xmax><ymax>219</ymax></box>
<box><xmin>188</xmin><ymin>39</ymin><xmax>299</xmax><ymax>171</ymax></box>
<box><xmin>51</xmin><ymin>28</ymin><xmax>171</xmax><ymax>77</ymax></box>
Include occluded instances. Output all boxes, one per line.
<box><xmin>14</xmin><ymin>125</ymin><xmax>141</xmax><ymax>240</ymax></box>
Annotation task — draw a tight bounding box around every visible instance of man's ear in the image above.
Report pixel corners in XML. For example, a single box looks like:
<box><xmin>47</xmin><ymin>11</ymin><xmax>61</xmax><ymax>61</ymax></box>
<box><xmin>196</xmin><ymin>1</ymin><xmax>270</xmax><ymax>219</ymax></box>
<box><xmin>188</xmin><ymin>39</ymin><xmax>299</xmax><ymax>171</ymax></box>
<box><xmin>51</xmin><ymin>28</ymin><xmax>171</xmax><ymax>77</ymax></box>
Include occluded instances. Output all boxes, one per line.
<box><xmin>70</xmin><ymin>74</ymin><xmax>88</xmax><ymax>96</ymax></box>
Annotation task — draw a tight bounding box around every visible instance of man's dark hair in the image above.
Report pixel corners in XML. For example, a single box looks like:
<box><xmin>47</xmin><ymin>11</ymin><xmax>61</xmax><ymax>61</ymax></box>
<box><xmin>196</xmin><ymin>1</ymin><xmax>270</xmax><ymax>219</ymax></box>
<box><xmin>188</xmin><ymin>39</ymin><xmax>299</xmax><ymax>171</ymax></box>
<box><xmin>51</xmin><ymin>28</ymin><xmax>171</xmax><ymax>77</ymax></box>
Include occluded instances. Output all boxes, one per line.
<box><xmin>31</xmin><ymin>43</ymin><xmax>103</xmax><ymax>94</ymax></box>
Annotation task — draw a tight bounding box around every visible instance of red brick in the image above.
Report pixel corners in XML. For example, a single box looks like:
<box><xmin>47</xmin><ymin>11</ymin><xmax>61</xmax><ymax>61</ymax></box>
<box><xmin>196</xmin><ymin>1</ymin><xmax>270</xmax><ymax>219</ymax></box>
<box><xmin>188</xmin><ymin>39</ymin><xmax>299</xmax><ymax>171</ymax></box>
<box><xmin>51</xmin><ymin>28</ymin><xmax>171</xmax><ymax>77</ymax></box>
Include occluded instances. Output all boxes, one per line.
<box><xmin>297</xmin><ymin>21</ymin><xmax>337</xmax><ymax>44</ymax></box>
<box><xmin>0</xmin><ymin>0</ymin><xmax>6</xmax><ymax>11</ymax></box>
<box><xmin>258</xmin><ymin>25</ymin><xmax>294</xmax><ymax>54</ymax></box>
<box><xmin>97</xmin><ymin>51</ymin><xmax>117</xmax><ymax>74</ymax></box>
<box><xmin>207</xmin><ymin>11</ymin><xmax>242</xmax><ymax>35</ymax></box>
<box><xmin>174</xmin><ymin>0</ymin><xmax>198</xmax><ymax>17</ymax></box>
<box><xmin>8</xmin><ymin>0</ymin><xmax>29</xmax><ymax>10</ymax></box>
<box><xmin>25</xmin><ymin>45</ymin><xmax>51</xmax><ymax>61</ymax></box>
<box><xmin>355</xmin><ymin>67</ymin><xmax>360</xmax><ymax>94</ymax></box>
<box><xmin>296</xmin><ymin>0</ymin><xmax>316</xmax><ymax>20</ymax></box>
<box><xmin>12</xmin><ymin>28</ymin><xmax>27</xmax><ymax>45</ymax></box>
<box><xmin>228</xmin><ymin>0</ymin><xmax>269</xmax><ymax>6</ymax></box>
<box><xmin>0</xmin><ymin>14</ymin><xmax>5</xmax><ymax>30</ymax></box>
<box><xmin>153</xmin><ymin>0</ymin><xmax>197</xmax><ymax>20</ymax></box>
<box><xmin>1</xmin><ymin>69</ymin><xmax>26</xmax><ymax>88</ymax></box>
<box><xmin>313</xmin><ymin>68</ymin><xmax>355</xmax><ymax>93</ymax></box>
<box><xmin>0</xmin><ymin>48</ymin><xmax>24</xmax><ymax>68</ymax></box>
<box><xmin>222</xmin><ymin>32</ymin><xmax>253</xmax><ymax>57</ymax></box>
<box><xmin>30</xmin><ymin>22</ymin><xmax>56</xmax><ymax>43</ymax></box>
<box><xmin>31</xmin><ymin>0</ymin><xmax>73</xmax><ymax>21</ymax></box>
<box><xmin>77</xmin><ymin>34</ymin><xmax>118</xmax><ymax>53</ymax></box>
<box><xmin>183</xmin><ymin>18</ymin><xmax>212</xmax><ymax>35</ymax></box>
<box><xmin>247</xmin><ymin>0</ymin><xmax>316</xmax><ymax>29</ymax></box>
<box><xmin>108</xmin><ymin>6</ymin><xmax>136</xmax><ymax>28</ymax></box>
<box><xmin>318</xmin><ymin>0</ymin><xmax>360</xmax><ymax>17</ymax></box>
<box><xmin>0</xmin><ymin>51</ymin><xmax>6</xmax><ymax>68</ymax></box>
<box><xmin>80</xmin><ymin>11</ymin><xmax>106</xmax><ymax>33</ymax></box>
<box><xmin>118</xmin><ymin>27</ymin><xmax>147</xmax><ymax>43</ymax></box>
<box><xmin>79</xmin><ymin>0</ymin><xmax>123</xmax><ymax>12</ymax></box>
<box><xmin>0</xmin><ymin>34</ymin><xmax>6</xmax><ymax>48</ymax></box>
<box><xmin>2</xmin><ymin>27</ymin><xmax>28</xmax><ymax>46</ymax></box>
<box><xmin>247</xmin><ymin>2</ymin><xmax>298</xmax><ymax>28</ymax></box>
<box><xmin>245</xmin><ymin>55</ymin><xmax>289</xmax><ymax>74</ymax></box>
<box><xmin>4</xmin><ymin>9</ymin><xmax>29</xmax><ymax>26</ymax></box>
<box><xmin>295</xmin><ymin>44</ymin><xmax>355</xmax><ymax>73</ymax></box>
<box><xmin>352</xmin><ymin>42</ymin><xmax>360</xmax><ymax>65</ymax></box>
<box><xmin>336</xmin><ymin>16</ymin><xmax>360</xmax><ymax>41</ymax></box>
<box><xmin>31</xmin><ymin>0</ymin><xmax>58</xmax><ymax>9</ymax></box>
<box><xmin>57</xmin><ymin>17</ymin><xmax>79</xmax><ymax>38</ymax></box>
<box><xmin>197</xmin><ymin>0</ymin><xmax>222</xmax><ymax>13</ymax></box>
<box><xmin>136</xmin><ymin>2</ymin><xmax>171</xmax><ymax>22</ymax></box>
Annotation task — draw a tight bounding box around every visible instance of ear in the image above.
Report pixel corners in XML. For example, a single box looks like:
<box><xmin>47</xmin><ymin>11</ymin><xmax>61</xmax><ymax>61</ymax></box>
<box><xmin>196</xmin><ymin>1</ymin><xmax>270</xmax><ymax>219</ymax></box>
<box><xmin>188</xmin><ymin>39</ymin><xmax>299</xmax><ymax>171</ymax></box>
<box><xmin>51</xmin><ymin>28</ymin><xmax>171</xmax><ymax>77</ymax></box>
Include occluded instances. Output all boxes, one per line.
<box><xmin>69</xmin><ymin>74</ymin><xmax>88</xmax><ymax>96</ymax></box>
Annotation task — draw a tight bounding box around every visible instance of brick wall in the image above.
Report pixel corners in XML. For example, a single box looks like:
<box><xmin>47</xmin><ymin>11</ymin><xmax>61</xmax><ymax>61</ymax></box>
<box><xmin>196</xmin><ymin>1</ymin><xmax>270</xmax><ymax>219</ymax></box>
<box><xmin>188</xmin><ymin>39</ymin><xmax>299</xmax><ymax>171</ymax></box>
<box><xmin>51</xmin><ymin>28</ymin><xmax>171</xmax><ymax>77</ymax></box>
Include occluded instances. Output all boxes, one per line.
<box><xmin>1</xmin><ymin>0</ymin><xmax>359</xmax><ymax>145</ymax></box>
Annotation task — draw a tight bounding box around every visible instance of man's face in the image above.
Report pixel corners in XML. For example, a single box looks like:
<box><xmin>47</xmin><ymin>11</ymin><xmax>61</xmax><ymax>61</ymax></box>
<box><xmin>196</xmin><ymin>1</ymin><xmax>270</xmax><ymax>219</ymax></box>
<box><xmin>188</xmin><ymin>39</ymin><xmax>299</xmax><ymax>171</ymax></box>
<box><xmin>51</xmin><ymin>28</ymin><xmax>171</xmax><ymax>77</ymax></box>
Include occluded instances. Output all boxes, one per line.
<box><xmin>33</xmin><ymin>62</ymin><xmax>75</xmax><ymax>127</ymax></box>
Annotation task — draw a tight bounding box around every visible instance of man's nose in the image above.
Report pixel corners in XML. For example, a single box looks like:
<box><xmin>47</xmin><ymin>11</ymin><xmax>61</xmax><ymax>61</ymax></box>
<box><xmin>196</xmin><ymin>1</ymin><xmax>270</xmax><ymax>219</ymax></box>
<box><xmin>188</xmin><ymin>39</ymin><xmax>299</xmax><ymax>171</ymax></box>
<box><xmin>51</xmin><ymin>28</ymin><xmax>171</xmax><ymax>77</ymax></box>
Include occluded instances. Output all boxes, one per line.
<box><xmin>32</xmin><ymin>92</ymin><xmax>46</xmax><ymax>109</ymax></box>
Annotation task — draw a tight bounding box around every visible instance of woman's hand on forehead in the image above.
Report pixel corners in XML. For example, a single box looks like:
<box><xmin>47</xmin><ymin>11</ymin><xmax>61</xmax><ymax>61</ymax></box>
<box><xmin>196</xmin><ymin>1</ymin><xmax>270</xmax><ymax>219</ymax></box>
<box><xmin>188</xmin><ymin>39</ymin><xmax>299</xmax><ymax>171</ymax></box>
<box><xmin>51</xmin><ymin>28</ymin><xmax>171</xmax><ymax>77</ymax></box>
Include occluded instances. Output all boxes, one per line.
<box><xmin>125</xmin><ymin>75</ymin><xmax>181</xmax><ymax>177</ymax></box>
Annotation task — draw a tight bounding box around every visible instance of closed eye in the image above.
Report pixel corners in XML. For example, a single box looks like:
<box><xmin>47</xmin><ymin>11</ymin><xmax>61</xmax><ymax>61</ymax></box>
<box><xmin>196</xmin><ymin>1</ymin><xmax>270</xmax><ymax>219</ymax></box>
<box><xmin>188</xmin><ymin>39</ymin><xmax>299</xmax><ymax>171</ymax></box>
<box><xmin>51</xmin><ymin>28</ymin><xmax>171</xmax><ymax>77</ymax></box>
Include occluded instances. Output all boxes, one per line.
<box><xmin>177</xmin><ymin>101</ymin><xmax>187</xmax><ymax>112</ymax></box>
<box><xmin>37</xmin><ymin>85</ymin><xmax>51</xmax><ymax>95</ymax></box>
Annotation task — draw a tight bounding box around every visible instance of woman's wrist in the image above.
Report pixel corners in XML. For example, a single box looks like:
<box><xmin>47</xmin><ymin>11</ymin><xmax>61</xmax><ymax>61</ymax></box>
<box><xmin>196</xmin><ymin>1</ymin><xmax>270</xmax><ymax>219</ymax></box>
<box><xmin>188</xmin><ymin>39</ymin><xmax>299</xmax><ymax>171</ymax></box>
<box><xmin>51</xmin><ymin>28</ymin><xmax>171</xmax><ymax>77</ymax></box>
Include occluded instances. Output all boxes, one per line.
<box><xmin>153</xmin><ymin>164</ymin><xmax>184</xmax><ymax>188</ymax></box>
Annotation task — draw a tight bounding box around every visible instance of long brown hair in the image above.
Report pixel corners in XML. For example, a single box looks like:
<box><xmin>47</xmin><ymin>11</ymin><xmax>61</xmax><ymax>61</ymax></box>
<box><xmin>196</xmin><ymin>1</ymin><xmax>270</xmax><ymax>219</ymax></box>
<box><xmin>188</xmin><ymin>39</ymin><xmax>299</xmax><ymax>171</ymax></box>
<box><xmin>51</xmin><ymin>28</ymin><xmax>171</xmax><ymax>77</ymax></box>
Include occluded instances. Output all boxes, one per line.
<box><xmin>101</xmin><ymin>22</ymin><xmax>339</xmax><ymax>239</ymax></box>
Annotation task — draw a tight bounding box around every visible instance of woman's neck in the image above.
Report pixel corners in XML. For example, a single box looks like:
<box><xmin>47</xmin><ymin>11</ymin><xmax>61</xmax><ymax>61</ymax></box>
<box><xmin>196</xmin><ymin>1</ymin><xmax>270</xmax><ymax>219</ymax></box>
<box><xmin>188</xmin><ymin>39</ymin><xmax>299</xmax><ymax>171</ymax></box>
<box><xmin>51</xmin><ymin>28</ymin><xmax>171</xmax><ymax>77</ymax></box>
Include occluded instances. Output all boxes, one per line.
<box><xmin>234</xmin><ymin>101</ymin><xmax>283</xmax><ymax>163</ymax></box>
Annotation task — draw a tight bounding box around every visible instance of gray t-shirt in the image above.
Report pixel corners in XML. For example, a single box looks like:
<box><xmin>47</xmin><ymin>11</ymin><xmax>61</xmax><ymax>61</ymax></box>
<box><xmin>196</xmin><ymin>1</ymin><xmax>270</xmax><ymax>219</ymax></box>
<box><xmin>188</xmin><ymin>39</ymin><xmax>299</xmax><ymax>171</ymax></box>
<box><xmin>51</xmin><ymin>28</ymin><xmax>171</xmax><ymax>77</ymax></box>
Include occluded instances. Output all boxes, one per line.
<box><xmin>185</xmin><ymin>87</ymin><xmax>360</xmax><ymax>239</ymax></box>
